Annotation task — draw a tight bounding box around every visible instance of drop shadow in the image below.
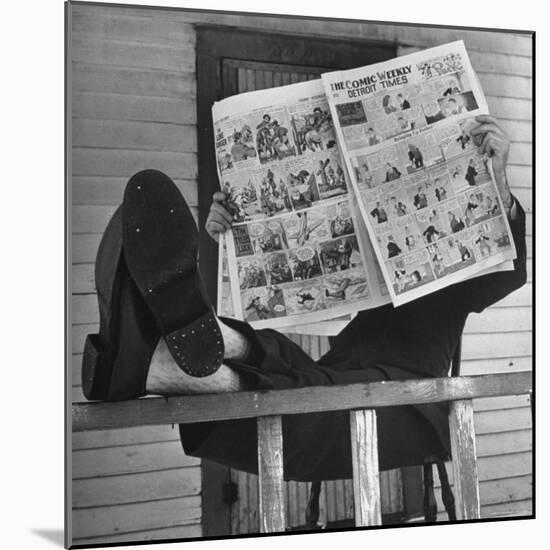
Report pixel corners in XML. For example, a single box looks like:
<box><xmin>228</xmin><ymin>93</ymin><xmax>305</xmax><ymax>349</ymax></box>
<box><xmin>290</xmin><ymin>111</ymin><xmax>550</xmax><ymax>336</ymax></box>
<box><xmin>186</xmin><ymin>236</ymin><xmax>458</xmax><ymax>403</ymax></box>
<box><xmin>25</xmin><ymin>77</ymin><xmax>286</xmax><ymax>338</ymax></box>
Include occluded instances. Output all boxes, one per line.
<box><xmin>32</xmin><ymin>528</ymin><xmax>65</xmax><ymax>547</ymax></box>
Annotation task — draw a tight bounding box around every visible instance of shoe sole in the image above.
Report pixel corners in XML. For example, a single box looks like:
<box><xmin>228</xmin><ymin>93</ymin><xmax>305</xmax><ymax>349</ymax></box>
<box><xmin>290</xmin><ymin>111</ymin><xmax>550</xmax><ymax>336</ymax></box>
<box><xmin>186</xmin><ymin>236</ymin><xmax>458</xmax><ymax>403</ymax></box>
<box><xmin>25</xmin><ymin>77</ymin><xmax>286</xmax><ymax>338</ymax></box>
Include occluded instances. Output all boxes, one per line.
<box><xmin>122</xmin><ymin>170</ymin><xmax>223</xmax><ymax>377</ymax></box>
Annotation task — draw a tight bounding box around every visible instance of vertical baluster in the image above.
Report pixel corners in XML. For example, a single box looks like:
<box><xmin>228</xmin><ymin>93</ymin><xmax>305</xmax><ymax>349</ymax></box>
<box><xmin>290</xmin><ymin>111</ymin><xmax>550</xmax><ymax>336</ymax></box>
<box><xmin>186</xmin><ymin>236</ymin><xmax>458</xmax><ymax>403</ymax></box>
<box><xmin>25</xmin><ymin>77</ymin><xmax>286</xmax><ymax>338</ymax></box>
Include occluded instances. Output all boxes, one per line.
<box><xmin>449</xmin><ymin>399</ymin><xmax>481</xmax><ymax>520</ymax></box>
<box><xmin>257</xmin><ymin>415</ymin><xmax>286</xmax><ymax>532</ymax></box>
<box><xmin>350</xmin><ymin>409</ymin><xmax>382</xmax><ymax>526</ymax></box>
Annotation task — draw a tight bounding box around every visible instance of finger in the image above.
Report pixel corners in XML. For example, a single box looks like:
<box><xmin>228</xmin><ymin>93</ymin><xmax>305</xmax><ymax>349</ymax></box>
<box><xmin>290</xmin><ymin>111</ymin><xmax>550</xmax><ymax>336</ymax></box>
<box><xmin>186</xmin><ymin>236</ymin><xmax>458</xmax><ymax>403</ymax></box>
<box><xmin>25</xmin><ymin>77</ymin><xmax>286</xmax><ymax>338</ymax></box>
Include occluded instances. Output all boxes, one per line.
<box><xmin>206</xmin><ymin>219</ymin><xmax>227</xmax><ymax>237</ymax></box>
<box><xmin>475</xmin><ymin>114</ymin><xmax>499</xmax><ymax>125</ymax></box>
<box><xmin>470</xmin><ymin>122</ymin><xmax>503</xmax><ymax>136</ymax></box>
<box><xmin>207</xmin><ymin>230</ymin><xmax>219</xmax><ymax>243</ymax></box>
<box><xmin>212</xmin><ymin>191</ymin><xmax>227</xmax><ymax>203</ymax></box>
<box><xmin>208</xmin><ymin>211</ymin><xmax>232</xmax><ymax>229</ymax></box>
<box><xmin>210</xmin><ymin>202</ymin><xmax>234</xmax><ymax>224</ymax></box>
<box><xmin>480</xmin><ymin>134</ymin><xmax>502</xmax><ymax>156</ymax></box>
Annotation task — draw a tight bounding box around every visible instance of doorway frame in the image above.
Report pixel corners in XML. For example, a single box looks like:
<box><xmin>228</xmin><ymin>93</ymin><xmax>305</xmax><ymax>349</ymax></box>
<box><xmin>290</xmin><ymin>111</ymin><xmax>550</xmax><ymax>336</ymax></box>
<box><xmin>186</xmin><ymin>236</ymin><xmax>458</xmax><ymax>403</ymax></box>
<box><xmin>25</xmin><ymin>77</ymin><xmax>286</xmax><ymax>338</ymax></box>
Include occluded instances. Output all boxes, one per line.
<box><xmin>195</xmin><ymin>25</ymin><xmax>409</xmax><ymax>536</ymax></box>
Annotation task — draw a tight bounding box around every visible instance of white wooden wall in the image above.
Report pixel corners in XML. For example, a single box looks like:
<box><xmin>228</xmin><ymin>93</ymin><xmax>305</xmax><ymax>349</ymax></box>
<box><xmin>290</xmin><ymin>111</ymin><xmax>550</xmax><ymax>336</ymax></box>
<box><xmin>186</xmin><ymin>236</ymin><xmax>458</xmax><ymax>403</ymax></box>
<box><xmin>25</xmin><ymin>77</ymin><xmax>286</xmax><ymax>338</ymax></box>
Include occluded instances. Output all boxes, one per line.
<box><xmin>69</xmin><ymin>3</ymin><xmax>532</xmax><ymax>544</ymax></box>
<box><xmin>69</xmin><ymin>5</ymin><xmax>203</xmax><ymax>545</ymax></box>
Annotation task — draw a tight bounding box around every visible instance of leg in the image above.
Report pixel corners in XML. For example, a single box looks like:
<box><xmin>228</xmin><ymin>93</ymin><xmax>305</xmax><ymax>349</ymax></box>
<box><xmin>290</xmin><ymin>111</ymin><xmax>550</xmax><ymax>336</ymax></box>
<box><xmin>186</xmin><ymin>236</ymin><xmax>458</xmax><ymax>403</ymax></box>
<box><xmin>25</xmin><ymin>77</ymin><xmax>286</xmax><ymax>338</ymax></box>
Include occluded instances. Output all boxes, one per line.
<box><xmin>145</xmin><ymin>317</ymin><xmax>251</xmax><ymax>395</ymax></box>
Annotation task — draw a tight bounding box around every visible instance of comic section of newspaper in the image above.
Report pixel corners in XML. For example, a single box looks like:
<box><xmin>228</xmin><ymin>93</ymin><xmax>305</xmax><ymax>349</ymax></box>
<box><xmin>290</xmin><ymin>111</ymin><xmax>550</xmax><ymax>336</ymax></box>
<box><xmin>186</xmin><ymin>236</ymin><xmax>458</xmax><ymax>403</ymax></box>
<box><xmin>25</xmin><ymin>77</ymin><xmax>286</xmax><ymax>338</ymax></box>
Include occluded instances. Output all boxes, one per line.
<box><xmin>322</xmin><ymin>41</ymin><xmax>517</xmax><ymax>306</ymax></box>
<box><xmin>212</xmin><ymin>79</ymin><xmax>390</xmax><ymax>330</ymax></box>
<box><xmin>217</xmin><ymin>238</ymin><xmax>357</xmax><ymax>336</ymax></box>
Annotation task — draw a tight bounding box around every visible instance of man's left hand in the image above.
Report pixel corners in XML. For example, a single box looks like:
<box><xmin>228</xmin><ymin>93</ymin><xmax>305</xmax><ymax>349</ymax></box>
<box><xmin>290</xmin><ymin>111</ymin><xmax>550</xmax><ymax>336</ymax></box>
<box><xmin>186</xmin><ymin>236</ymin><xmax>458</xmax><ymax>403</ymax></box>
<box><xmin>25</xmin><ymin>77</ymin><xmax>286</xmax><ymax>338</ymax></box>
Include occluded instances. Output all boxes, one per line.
<box><xmin>470</xmin><ymin>114</ymin><xmax>514</xmax><ymax>214</ymax></box>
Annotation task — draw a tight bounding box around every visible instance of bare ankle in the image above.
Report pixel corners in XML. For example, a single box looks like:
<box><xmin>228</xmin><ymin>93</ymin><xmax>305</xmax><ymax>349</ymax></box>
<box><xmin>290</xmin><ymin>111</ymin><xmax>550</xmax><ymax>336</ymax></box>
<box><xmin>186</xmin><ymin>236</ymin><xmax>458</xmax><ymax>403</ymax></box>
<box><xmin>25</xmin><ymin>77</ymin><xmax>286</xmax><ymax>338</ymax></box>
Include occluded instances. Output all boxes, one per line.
<box><xmin>218</xmin><ymin>319</ymin><xmax>251</xmax><ymax>361</ymax></box>
<box><xmin>146</xmin><ymin>338</ymin><xmax>244</xmax><ymax>395</ymax></box>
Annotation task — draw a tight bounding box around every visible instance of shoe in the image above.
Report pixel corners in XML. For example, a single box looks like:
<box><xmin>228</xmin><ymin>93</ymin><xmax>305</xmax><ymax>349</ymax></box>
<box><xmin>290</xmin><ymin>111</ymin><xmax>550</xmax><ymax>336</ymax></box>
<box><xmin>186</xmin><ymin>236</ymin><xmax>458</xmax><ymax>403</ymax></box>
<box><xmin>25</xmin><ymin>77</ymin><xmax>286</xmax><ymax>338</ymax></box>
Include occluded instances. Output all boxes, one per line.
<box><xmin>81</xmin><ymin>204</ymin><xmax>160</xmax><ymax>401</ymax></box>
<box><xmin>80</xmin><ymin>206</ymin><xmax>124</xmax><ymax>401</ymax></box>
<box><xmin>122</xmin><ymin>169</ymin><xmax>224</xmax><ymax>378</ymax></box>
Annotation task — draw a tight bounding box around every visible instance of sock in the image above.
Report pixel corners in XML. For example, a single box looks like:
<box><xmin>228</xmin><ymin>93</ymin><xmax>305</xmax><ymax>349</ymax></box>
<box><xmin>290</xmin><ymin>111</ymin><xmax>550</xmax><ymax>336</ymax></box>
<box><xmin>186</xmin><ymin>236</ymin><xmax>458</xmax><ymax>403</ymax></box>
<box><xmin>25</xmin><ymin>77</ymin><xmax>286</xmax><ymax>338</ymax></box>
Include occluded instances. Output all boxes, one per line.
<box><xmin>219</xmin><ymin>318</ymin><xmax>251</xmax><ymax>361</ymax></box>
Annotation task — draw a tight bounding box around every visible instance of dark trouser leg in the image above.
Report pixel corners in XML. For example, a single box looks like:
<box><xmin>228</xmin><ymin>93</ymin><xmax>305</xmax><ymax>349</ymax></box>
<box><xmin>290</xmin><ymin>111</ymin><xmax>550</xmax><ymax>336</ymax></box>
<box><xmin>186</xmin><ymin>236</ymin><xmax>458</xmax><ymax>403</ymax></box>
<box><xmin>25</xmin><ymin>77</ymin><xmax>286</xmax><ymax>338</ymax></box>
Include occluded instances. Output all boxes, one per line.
<box><xmin>179</xmin><ymin>319</ymin><xmax>445</xmax><ymax>481</ymax></box>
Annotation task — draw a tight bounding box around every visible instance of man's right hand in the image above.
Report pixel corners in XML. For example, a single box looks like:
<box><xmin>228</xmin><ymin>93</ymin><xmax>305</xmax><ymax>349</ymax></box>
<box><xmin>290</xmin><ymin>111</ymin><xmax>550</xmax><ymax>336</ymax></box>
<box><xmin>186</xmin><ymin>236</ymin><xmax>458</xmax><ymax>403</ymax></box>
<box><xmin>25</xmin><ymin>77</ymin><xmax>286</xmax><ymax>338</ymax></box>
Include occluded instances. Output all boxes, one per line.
<box><xmin>205</xmin><ymin>192</ymin><xmax>234</xmax><ymax>243</ymax></box>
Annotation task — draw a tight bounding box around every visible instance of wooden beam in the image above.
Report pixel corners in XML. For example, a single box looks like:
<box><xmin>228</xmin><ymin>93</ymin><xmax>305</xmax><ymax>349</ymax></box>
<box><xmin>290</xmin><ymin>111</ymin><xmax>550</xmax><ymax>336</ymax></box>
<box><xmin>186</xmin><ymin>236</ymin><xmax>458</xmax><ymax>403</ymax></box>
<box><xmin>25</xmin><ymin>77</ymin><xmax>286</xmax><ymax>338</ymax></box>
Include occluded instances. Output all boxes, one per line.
<box><xmin>350</xmin><ymin>409</ymin><xmax>382</xmax><ymax>526</ymax></box>
<box><xmin>72</xmin><ymin>372</ymin><xmax>532</xmax><ymax>432</ymax></box>
<box><xmin>449</xmin><ymin>399</ymin><xmax>481</xmax><ymax>520</ymax></box>
<box><xmin>257</xmin><ymin>416</ymin><xmax>286</xmax><ymax>533</ymax></box>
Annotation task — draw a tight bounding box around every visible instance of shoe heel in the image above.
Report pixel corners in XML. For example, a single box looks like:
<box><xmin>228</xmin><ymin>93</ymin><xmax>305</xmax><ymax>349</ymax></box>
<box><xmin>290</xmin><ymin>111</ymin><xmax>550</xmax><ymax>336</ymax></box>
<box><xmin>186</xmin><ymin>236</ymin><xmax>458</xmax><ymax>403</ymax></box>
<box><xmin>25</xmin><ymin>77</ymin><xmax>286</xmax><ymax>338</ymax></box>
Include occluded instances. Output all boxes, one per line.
<box><xmin>81</xmin><ymin>334</ymin><xmax>110</xmax><ymax>400</ymax></box>
<box><xmin>165</xmin><ymin>310</ymin><xmax>224</xmax><ymax>377</ymax></box>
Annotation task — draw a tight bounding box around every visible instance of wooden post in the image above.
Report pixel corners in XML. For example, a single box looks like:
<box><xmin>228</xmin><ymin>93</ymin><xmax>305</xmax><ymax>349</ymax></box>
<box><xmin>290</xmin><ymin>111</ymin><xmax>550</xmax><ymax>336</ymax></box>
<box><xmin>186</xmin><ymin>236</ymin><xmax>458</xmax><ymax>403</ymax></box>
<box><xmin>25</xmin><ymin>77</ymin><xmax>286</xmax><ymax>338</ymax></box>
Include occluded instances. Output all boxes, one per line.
<box><xmin>350</xmin><ymin>409</ymin><xmax>382</xmax><ymax>526</ymax></box>
<box><xmin>257</xmin><ymin>415</ymin><xmax>286</xmax><ymax>533</ymax></box>
<box><xmin>449</xmin><ymin>399</ymin><xmax>481</xmax><ymax>520</ymax></box>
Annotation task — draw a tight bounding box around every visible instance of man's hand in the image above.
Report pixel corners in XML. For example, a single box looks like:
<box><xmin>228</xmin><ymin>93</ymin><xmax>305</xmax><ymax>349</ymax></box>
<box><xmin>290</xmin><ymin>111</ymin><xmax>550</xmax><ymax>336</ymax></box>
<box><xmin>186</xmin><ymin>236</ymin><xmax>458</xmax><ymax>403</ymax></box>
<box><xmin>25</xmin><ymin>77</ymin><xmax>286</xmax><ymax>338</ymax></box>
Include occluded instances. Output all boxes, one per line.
<box><xmin>205</xmin><ymin>192</ymin><xmax>233</xmax><ymax>243</ymax></box>
<box><xmin>470</xmin><ymin>115</ymin><xmax>514</xmax><ymax>213</ymax></box>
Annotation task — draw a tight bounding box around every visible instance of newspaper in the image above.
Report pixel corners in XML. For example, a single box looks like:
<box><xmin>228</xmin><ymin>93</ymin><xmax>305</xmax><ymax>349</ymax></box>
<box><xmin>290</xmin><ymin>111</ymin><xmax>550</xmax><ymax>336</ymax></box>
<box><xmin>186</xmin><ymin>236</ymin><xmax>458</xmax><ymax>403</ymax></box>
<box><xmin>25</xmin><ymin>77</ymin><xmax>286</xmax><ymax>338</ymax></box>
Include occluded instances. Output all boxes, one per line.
<box><xmin>212</xmin><ymin>79</ymin><xmax>391</xmax><ymax>330</ymax></box>
<box><xmin>321</xmin><ymin>41</ymin><xmax>517</xmax><ymax>306</ymax></box>
<box><xmin>217</xmin><ymin>239</ymin><xmax>353</xmax><ymax>336</ymax></box>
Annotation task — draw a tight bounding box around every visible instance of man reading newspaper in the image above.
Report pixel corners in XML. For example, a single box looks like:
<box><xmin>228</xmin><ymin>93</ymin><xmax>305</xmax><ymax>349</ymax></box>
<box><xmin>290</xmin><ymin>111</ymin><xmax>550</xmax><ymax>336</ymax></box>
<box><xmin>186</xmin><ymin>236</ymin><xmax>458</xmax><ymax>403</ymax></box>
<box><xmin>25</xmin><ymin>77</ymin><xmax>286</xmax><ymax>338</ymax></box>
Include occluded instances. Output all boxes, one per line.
<box><xmin>82</xmin><ymin>115</ymin><xmax>526</xmax><ymax>480</ymax></box>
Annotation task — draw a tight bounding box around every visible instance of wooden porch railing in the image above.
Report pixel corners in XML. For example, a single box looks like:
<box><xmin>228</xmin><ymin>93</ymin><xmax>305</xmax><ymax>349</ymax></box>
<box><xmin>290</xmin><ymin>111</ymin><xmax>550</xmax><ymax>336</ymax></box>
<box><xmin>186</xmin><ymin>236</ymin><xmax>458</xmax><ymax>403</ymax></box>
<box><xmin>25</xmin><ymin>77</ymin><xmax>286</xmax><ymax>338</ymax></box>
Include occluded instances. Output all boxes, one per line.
<box><xmin>72</xmin><ymin>372</ymin><xmax>532</xmax><ymax>531</ymax></box>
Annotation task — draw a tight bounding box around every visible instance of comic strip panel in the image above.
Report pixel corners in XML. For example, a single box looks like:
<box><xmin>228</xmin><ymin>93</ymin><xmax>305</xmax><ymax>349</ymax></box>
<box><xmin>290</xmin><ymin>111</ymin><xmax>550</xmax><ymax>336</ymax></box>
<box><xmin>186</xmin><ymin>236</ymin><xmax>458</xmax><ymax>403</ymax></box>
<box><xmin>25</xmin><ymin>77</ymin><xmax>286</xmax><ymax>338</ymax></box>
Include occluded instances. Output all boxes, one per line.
<box><xmin>282</xmin><ymin>280</ymin><xmax>326</xmax><ymax>315</ymax></box>
<box><xmin>436</xmin><ymin>119</ymin><xmax>479</xmax><ymax>162</ymax></box>
<box><xmin>404</xmin><ymin>172</ymin><xmax>439</xmax><ymax>212</ymax></box>
<box><xmin>375</xmin><ymin>215</ymin><xmax>422</xmax><ymax>259</ymax></box>
<box><xmin>290</xmin><ymin>102</ymin><xmax>338</xmax><ymax>154</ymax></box>
<box><xmin>458</xmin><ymin>183</ymin><xmax>502</xmax><ymax>228</ymax></box>
<box><xmin>435</xmin><ymin>198</ymin><xmax>468</xmax><ymax>236</ymax></box>
<box><xmin>389</xmin><ymin>249</ymin><xmax>436</xmax><ymax>294</ymax></box>
<box><xmin>220</xmin><ymin>172</ymin><xmax>263</xmax><ymax>222</ymax></box>
<box><xmin>419</xmin><ymin>70</ymin><xmax>477</xmax><ymax>124</ymax></box>
<box><xmin>361</xmin><ymin>87</ymin><xmax>428</xmax><ymax>139</ymax></box>
<box><xmin>322</xmin><ymin>267</ymin><xmax>370</xmax><ymax>304</ymax></box>
<box><xmin>246</xmin><ymin>219</ymin><xmax>289</xmax><ymax>255</ymax></box>
<box><xmin>289</xmin><ymin>246</ymin><xmax>324</xmax><ymax>281</ymax></box>
<box><xmin>280</xmin><ymin>208</ymin><xmax>331</xmax><ymax>248</ymax></box>
<box><xmin>215</xmin><ymin>117</ymin><xmax>258</xmax><ymax>173</ymax></box>
<box><xmin>426</xmin><ymin>165</ymin><xmax>455</xmax><ymax>203</ymax></box>
<box><xmin>353</xmin><ymin>146</ymin><xmax>406</xmax><ymax>191</ymax></box>
<box><xmin>446</xmin><ymin>152</ymin><xmax>492</xmax><ymax>194</ymax></box>
<box><xmin>251</xmin><ymin>108</ymin><xmax>298</xmax><ymax>164</ymax></box>
<box><xmin>335</xmin><ymin>101</ymin><xmax>381</xmax><ymax>152</ymax></box>
<box><xmin>439</xmin><ymin>232</ymin><xmax>477</xmax><ymax>272</ymax></box>
<box><xmin>395</xmin><ymin>129</ymin><xmax>445</xmax><ymax>174</ymax></box>
<box><xmin>264</xmin><ymin>251</ymin><xmax>294</xmax><ymax>285</ymax></box>
<box><xmin>313</xmin><ymin>152</ymin><xmax>349</xmax><ymax>199</ymax></box>
<box><xmin>471</xmin><ymin>217</ymin><xmax>513</xmax><ymax>261</ymax></box>
<box><xmin>335</xmin><ymin>101</ymin><xmax>368</xmax><ymax>127</ymax></box>
<box><xmin>376</xmin><ymin>226</ymin><xmax>406</xmax><ymax>261</ymax></box>
<box><xmin>232</xmin><ymin>224</ymin><xmax>255</xmax><ymax>258</ymax></box>
<box><xmin>363</xmin><ymin>188</ymin><xmax>390</xmax><ymax>226</ymax></box>
<box><xmin>319</xmin><ymin>235</ymin><xmax>363</xmax><ymax>273</ymax></box>
<box><xmin>379</xmin><ymin>182</ymin><xmax>413</xmax><ymax>220</ymax></box>
<box><xmin>237</xmin><ymin>256</ymin><xmax>268</xmax><ymax>290</ymax></box>
<box><xmin>325</xmin><ymin>200</ymin><xmax>356</xmax><ymax>238</ymax></box>
<box><xmin>252</xmin><ymin>164</ymin><xmax>294</xmax><ymax>217</ymax></box>
<box><xmin>415</xmin><ymin>207</ymin><xmax>450</xmax><ymax>245</ymax></box>
<box><xmin>241</xmin><ymin>286</ymin><xmax>288</xmax><ymax>322</ymax></box>
<box><xmin>427</xmin><ymin>233</ymin><xmax>475</xmax><ymax>279</ymax></box>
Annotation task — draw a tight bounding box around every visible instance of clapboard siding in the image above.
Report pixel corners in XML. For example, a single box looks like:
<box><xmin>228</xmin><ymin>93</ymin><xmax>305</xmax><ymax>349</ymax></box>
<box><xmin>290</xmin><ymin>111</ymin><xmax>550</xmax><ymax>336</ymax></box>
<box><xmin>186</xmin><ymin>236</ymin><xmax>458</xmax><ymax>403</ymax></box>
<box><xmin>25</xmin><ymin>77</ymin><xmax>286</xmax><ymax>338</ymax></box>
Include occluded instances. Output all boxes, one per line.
<box><xmin>72</xmin><ymin>119</ymin><xmax>197</xmax><ymax>151</ymax></box>
<box><xmin>72</xmin><ymin>36</ymin><xmax>195</xmax><ymax>72</ymax></box>
<box><xmin>73</xmin><ymin>469</ymin><xmax>201</xmax><ymax>508</ymax></box>
<box><xmin>72</xmin><ymin>149</ymin><xmax>197</xmax><ymax>179</ymax></box>
<box><xmin>69</xmin><ymin>4</ymin><xmax>203</xmax><ymax>544</ymax></box>
<box><xmin>73</xmin><ymin>92</ymin><xmax>197</xmax><ymax>123</ymax></box>
<box><xmin>73</xmin><ymin>495</ymin><xmax>202</xmax><ymax>539</ymax></box>
<box><xmin>70</xmin><ymin>3</ymin><xmax>532</xmax><ymax>543</ymax></box>
<box><xmin>73</xmin><ymin>524</ymin><xmax>202</xmax><ymax>546</ymax></box>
